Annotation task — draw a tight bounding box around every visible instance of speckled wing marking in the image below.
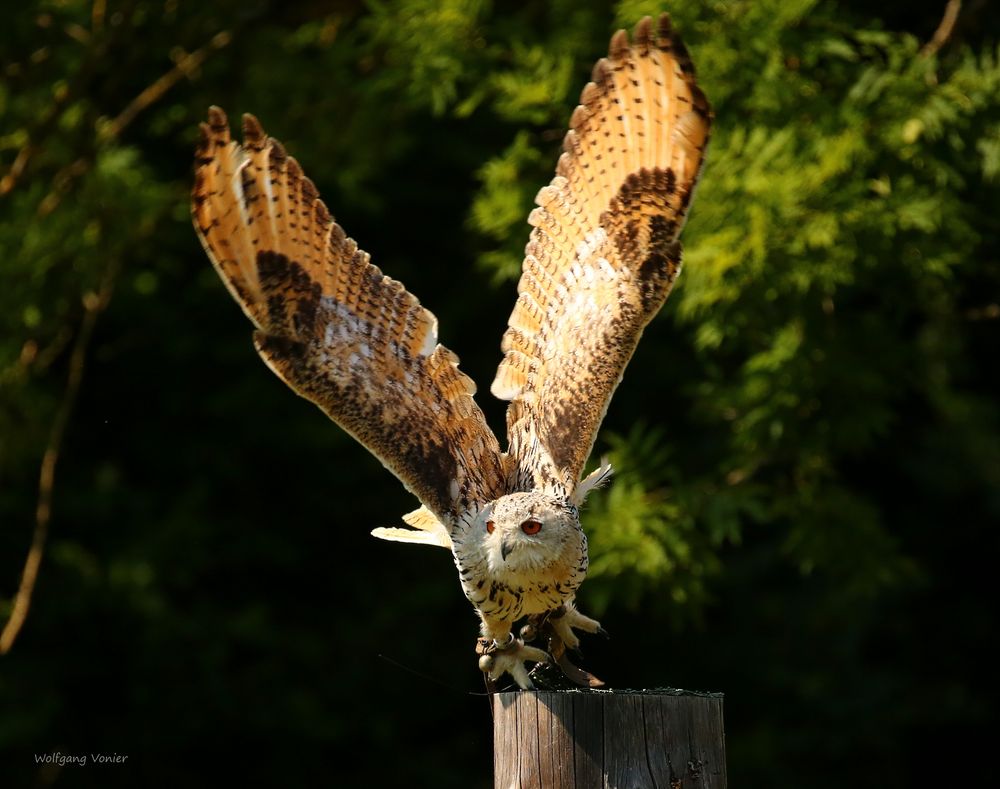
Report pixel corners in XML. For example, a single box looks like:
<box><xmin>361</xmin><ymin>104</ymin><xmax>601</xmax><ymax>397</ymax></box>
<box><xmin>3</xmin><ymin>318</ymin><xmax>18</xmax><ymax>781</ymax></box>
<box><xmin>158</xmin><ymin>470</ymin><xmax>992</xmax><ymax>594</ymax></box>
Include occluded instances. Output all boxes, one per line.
<box><xmin>491</xmin><ymin>14</ymin><xmax>712</xmax><ymax>497</ymax></box>
<box><xmin>192</xmin><ymin>108</ymin><xmax>507</xmax><ymax>525</ymax></box>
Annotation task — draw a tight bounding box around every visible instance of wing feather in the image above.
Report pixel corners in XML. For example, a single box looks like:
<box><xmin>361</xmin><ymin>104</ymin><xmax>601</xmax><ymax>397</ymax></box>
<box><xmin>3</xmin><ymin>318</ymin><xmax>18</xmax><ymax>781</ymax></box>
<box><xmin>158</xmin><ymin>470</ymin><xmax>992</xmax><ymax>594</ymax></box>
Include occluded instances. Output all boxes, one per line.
<box><xmin>492</xmin><ymin>14</ymin><xmax>712</xmax><ymax>496</ymax></box>
<box><xmin>193</xmin><ymin>109</ymin><xmax>507</xmax><ymax>525</ymax></box>
<box><xmin>371</xmin><ymin>506</ymin><xmax>452</xmax><ymax>549</ymax></box>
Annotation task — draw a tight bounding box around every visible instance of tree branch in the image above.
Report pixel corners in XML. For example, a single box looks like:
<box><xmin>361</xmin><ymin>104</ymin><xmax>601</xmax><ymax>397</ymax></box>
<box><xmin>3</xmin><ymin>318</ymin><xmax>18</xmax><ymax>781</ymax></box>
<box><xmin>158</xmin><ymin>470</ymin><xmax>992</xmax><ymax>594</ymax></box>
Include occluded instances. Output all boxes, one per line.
<box><xmin>100</xmin><ymin>30</ymin><xmax>232</xmax><ymax>141</ymax></box>
<box><xmin>0</xmin><ymin>261</ymin><xmax>119</xmax><ymax>655</ymax></box>
<box><xmin>921</xmin><ymin>0</ymin><xmax>962</xmax><ymax>58</ymax></box>
<box><xmin>0</xmin><ymin>16</ymin><xmax>236</xmax><ymax>650</ymax></box>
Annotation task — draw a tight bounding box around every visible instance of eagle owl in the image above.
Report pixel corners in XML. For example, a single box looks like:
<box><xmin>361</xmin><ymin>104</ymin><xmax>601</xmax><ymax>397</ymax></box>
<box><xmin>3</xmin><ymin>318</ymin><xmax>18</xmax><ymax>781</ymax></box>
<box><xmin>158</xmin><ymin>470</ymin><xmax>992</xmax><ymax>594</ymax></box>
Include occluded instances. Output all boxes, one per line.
<box><xmin>192</xmin><ymin>13</ymin><xmax>711</xmax><ymax>689</ymax></box>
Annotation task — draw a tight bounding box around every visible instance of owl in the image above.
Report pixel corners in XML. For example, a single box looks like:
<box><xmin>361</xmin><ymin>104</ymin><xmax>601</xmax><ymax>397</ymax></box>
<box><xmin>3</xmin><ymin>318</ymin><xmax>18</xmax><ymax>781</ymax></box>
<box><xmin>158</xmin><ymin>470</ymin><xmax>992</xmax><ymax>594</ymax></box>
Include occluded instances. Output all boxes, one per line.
<box><xmin>192</xmin><ymin>13</ymin><xmax>711</xmax><ymax>689</ymax></box>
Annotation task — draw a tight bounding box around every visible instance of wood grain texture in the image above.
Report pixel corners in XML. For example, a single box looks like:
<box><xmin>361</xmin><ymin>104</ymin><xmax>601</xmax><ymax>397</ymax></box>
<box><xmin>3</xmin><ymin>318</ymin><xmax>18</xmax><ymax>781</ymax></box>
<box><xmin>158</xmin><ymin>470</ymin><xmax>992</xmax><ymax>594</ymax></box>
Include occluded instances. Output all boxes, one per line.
<box><xmin>493</xmin><ymin>690</ymin><xmax>725</xmax><ymax>789</ymax></box>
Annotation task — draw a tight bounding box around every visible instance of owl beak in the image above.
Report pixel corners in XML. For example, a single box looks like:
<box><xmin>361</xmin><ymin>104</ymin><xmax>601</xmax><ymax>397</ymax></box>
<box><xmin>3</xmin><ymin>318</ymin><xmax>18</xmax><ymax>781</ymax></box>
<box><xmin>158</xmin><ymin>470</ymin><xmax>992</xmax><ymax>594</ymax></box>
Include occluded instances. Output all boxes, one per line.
<box><xmin>501</xmin><ymin>537</ymin><xmax>516</xmax><ymax>562</ymax></box>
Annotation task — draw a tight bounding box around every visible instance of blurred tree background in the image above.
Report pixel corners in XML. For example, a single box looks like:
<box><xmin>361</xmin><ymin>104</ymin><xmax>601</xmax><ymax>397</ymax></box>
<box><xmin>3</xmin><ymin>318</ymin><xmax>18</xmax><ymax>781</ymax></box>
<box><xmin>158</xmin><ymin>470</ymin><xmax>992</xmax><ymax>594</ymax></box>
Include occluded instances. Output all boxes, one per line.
<box><xmin>2</xmin><ymin>0</ymin><xmax>998</xmax><ymax>785</ymax></box>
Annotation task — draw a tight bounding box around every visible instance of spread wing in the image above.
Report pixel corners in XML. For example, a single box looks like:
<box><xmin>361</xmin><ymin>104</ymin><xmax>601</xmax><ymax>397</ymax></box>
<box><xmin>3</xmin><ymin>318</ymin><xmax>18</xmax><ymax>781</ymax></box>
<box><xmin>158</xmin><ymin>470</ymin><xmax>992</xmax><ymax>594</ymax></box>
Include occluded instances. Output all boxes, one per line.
<box><xmin>491</xmin><ymin>14</ymin><xmax>712</xmax><ymax>498</ymax></box>
<box><xmin>192</xmin><ymin>108</ymin><xmax>507</xmax><ymax>525</ymax></box>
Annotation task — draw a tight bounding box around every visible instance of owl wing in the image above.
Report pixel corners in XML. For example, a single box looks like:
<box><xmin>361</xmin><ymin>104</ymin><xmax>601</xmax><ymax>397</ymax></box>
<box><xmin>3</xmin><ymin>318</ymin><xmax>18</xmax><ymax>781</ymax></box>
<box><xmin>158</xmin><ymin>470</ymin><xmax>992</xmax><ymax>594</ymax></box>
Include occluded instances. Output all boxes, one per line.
<box><xmin>491</xmin><ymin>14</ymin><xmax>712</xmax><ymax>500</ymax></box>
<box><xmin>193</xmin><ymin>108</ymin><xmax>507</xmax><ymax>526</ymax></box>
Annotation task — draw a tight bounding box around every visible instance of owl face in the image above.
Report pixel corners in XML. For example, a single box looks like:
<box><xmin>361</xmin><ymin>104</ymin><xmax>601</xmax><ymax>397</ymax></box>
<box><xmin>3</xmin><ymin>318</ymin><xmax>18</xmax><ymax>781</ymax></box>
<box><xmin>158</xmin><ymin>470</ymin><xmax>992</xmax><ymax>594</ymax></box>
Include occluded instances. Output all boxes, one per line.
<box><xmin>478</xmin><ymin>491</ymin><xmax>582</xmax><ymax>576</ymax></box>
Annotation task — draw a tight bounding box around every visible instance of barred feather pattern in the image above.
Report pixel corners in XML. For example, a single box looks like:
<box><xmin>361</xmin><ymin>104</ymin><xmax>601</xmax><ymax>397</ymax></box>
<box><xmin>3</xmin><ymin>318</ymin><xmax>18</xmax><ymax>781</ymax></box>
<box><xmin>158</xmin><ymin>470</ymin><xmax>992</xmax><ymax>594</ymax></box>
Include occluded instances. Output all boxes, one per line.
<box><xmin>192</xmin><ymin>108</ymin><xmax>507</xmax><ymax>525</ymax></box>
<box><xmin>491</xmin><ymin>14</ymin><xmax>713</xmax><ymax>497</ymax></box>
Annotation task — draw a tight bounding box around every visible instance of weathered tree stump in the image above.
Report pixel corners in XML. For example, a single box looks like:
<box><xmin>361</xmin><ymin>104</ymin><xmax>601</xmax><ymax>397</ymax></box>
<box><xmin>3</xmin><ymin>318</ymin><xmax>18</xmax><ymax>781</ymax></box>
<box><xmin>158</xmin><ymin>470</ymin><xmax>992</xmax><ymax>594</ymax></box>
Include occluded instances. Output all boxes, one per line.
<box><xmin>493</xmin><ymin>689</ymin><xmax>725</xmax><ymax>789</ymax></box>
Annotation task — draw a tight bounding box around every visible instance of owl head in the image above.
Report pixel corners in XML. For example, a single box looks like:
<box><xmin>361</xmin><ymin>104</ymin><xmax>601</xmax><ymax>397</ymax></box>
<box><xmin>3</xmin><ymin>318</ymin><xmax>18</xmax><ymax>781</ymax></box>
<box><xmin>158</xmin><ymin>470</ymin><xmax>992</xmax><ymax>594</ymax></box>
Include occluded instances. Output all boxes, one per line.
<box><xmin>478</xmin><ymin>491</ymin><xmax>582</xmax><ymax>575</ymax></box>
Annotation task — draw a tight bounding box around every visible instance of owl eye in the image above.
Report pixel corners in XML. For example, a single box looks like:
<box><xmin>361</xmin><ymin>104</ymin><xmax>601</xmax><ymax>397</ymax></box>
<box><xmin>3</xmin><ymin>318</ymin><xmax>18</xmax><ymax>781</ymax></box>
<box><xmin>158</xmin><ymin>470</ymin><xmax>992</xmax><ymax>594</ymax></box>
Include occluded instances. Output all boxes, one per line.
<box><xmin>520</xmin><ymin>519</ymin><xmax>542</xmax><ymax>535</ymax></box>
<box><xmin>486</xmin><ymin>520</ymin><xmax>495</xmax><ymax>534</ymax></box>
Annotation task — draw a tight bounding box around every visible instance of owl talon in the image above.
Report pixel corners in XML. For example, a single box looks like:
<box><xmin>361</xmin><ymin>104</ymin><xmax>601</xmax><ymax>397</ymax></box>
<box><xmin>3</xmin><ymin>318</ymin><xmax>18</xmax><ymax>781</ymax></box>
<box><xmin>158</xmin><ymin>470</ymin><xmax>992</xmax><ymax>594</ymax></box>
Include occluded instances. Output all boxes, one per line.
<box><xmin>548</xmin><ymin>601</ymin><xmax>603</xmax><ymax>651</ymax></box>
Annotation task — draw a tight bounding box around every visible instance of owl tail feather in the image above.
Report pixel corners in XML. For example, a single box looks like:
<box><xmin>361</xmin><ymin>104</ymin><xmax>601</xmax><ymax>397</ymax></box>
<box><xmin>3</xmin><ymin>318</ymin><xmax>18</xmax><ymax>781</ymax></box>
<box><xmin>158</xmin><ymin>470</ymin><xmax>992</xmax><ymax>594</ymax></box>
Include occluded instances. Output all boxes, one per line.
<box><xmin>371</xmin><ymin>506</ymin><xmax>452</xmax><ymax>549</ymax></box>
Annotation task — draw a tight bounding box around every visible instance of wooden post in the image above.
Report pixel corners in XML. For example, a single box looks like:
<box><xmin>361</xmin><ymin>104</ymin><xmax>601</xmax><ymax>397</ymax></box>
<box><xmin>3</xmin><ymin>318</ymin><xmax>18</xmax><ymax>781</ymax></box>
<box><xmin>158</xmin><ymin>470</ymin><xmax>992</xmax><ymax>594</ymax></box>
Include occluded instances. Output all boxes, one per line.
<box><xmin>492</xmin><ymin>689</ymin><xmax>725</xmax><ymax>789</ymax></box>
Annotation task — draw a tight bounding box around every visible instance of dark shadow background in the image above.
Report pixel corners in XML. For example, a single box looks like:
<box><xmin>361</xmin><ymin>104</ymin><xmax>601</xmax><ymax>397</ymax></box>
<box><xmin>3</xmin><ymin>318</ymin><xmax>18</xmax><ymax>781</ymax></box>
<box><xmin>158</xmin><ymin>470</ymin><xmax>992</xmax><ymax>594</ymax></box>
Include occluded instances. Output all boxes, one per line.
<box><xmin>1</xmin><ymin>1</ymin><xmax>998</xmax><ymax>786</ymax></box>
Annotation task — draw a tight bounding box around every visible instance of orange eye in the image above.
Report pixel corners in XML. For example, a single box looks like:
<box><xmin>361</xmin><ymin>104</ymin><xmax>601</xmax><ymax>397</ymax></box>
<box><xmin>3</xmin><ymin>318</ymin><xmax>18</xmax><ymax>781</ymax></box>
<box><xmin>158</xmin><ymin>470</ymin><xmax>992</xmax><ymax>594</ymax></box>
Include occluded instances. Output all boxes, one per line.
<box><xmin>486</xmin><ymin>521</ymin><xmax>495</xmax><ymax>534</ymax></box>
<box><xmin>520</xmin><ymin>519</ymin><xmax>542</xmax><ymax>535</ymax></box>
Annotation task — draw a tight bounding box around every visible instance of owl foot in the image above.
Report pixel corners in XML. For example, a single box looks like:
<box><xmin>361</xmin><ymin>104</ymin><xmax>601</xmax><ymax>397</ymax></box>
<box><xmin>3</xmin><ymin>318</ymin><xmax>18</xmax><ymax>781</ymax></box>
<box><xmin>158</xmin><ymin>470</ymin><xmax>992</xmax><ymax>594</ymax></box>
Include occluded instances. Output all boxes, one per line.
<box><xmin>547</xmin><ymin>601</ymin><xmax>605</xmax><ymax>651</ymax></box>
<box><xmin>524</xmin><ymin>603</ymin><xmax>606</xmax><ymax>688</ymax></box>
<box><xmin>477</xmin><ymin>634</ymin><xmax>550</xmax><ymax>690</ymax></box>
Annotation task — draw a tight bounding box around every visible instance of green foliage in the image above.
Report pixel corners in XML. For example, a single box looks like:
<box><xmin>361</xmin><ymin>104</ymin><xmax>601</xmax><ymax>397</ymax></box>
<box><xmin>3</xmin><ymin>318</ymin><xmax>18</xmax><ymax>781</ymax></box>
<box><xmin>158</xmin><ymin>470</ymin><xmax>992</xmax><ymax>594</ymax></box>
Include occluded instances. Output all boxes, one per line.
<box><xmin>580</xmin><ymin>0</ymin><xmax>1000</xmax><ymax>613</ymax></box>
<box><xmin>470</xmin><ymin>130</ymin><xmax>543</xmax><ymax>281</ymax></box>
<box><xmin>365</xmin><ymin>0</ymin><xmax>491</xmax><ymax>115</ymax></box>
<box><xmin>1</xmin><ymin>1</ymin><xmax>998</xmax><ymax>786</ymax></box>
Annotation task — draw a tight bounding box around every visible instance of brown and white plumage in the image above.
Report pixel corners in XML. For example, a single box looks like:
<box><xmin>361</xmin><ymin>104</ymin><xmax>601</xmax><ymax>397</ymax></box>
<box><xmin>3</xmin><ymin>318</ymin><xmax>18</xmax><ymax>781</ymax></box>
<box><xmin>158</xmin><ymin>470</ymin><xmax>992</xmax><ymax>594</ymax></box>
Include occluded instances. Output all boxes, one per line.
<box><xmin>192</xmin><ymin>108</ymin><xmax>507</xmax><ymax>526</ymax></box>
<box><xmin>192</xmin><ymin>13</ymin><xmax>711</xmax><ymax>689</ymax></box>
<box><xmin>493</xmin><ymin>14</ymin><xmax>711</xmax><ymax>500</ymax></box>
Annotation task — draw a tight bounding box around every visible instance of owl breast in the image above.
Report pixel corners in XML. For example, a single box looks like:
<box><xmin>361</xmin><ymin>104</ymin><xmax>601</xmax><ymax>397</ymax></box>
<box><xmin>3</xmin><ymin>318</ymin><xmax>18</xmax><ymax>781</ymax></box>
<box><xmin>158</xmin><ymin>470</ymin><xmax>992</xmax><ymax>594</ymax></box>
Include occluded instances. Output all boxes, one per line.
<box><xmin>452</xmin><ymin>530</ymin><xmax>589</xmax><ymax>623</ymax></box>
